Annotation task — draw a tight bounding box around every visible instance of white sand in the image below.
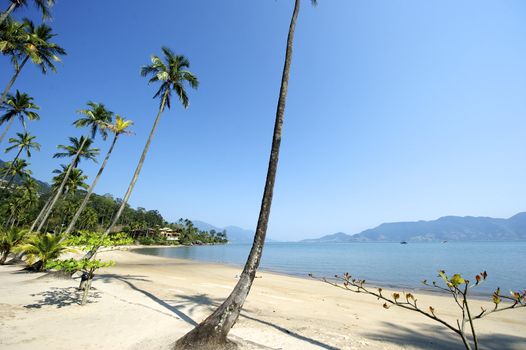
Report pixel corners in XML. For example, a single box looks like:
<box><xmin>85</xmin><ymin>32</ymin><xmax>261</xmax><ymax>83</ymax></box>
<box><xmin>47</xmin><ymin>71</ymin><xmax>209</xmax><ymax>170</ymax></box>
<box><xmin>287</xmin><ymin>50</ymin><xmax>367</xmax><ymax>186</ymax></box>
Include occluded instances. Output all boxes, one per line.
<box><xmin>0</xmin><ymin>248</ymin><xmax>524</xmax><ymax>350</ymax></box>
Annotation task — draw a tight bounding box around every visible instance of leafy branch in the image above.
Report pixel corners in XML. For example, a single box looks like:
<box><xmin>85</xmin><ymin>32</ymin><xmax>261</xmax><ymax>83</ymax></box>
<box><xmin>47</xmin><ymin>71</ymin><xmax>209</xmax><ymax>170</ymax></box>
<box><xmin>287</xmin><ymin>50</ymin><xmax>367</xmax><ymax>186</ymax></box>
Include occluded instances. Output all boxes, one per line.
<box><xmin>310</xmin><ymin>271</ymin><xmax>525</xmax><ymax>350</ymax></box>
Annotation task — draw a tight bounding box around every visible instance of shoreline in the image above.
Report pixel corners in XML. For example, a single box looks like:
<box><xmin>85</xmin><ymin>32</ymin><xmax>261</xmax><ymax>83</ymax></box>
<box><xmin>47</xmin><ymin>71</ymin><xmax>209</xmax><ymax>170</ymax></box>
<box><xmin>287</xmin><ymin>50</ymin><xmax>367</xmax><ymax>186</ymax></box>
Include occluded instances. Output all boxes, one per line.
<box><xmin>130</xmin><ymin>245</ymin><xmax>500</xmax><ymax>300</ymax></box>
<box><xmin>1</xmin><ymin>249</ymin><xmax>524</xmax><ymax>350</ymax></box>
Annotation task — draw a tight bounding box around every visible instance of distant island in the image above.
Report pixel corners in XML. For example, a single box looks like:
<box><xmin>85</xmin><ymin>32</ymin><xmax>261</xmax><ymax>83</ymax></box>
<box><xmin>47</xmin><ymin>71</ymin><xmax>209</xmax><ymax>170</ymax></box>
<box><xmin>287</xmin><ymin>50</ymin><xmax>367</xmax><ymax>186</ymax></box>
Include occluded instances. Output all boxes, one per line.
<box><xmin>302</xmin><ymin>213</ymin><xmax>526</xmax><ymax>242</ymax></box>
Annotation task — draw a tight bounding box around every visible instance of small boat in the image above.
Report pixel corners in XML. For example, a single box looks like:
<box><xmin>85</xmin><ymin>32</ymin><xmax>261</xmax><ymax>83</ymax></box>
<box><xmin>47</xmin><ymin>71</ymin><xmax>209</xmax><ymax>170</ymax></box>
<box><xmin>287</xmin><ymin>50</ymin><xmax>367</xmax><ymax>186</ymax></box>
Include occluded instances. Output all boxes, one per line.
<box><xmin>400</xmin><ymin>241</ymin><xmax>408</xmax><ymax>244</ymax></box>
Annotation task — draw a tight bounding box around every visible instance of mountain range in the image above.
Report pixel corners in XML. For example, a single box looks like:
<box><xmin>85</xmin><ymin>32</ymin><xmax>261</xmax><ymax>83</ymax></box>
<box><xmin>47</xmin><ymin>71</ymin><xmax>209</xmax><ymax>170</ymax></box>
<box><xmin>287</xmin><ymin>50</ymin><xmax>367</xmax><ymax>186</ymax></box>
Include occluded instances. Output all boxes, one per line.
<box><xmin>0</xmin><ymin>159</ymin><xmax>51</xmax><ymax>193</ymax></box>
<box><xmin>301</xmin><ymin>213</ymin><xmax>526</xmax><ymax>242</ymax></box>
<box><xmin>192</xmin><ymin>221</ymin><xmax>262</xmax><ymax>243</ymax></box>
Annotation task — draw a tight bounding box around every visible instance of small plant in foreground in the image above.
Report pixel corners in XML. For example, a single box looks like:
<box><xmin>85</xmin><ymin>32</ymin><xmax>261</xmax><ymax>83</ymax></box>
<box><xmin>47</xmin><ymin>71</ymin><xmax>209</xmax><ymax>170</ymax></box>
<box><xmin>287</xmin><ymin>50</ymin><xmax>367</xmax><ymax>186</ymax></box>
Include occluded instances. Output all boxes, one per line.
<box><xmin>46</xmin><ymin>258</ymin><xmax>114</xmax><ymax>305</ymax></box>
<box><xmin>310</xmin><ymin>271</ymin><xmax>525</xmax><ymax>350</ymax></box>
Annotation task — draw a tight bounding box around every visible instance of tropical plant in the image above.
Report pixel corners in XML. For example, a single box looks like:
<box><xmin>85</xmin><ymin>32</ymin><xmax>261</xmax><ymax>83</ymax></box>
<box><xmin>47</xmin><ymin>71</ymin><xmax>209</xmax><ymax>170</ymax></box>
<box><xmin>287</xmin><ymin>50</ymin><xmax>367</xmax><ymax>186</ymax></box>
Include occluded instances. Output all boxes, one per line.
<box><xmin>14</xmin><ymin>232</ymin><xmax>74</xmax><ymax>271</ymax></box>
<box><xmin>46</xmin><ymin>258</ymin><xmax>114</xmax><ymax>304</ymax></box>
<box><xmin>65</xmin><ymin>115</ymin><xmax>133</xmax><ymax>235</ymax></box>
<box><xmin>1</xmin><ymin>158</ymin><xmax>31</xmax><ymax>190</ymax></box>
<box><xmin>0</xmin><ymin>17</ymin><xmax>27</xmax><ymax>55</ymax></box>
<box><xmin>0</xmin><ymin>0</ymin><xmax>55</xmax><ymax>26</ymax></box>
<box><xmin>175</xmin><ymin>1</ymin><xmax>315</xmax><ymax>348</ymax></box>
<box><xmin>1</xmin><ymin>19</ymin><xmax>66</xmax><ymax>105</ymax></box>
<box><xmin>0</xmin><ymin>227</ymin><xmax>27</xmax><ymax>264</ymax></box>
<box><xmin>53</xmin><ymin>136</ymin><xmax>99</xmax><ymax>167</ymax></box>
<box><xmin>33</xmin><ymin>102</ymin><xmax>109</xmax><ymax>233</ymax></box>
<box><xmin>312</xmin><ymin>271</ymin><xmax>526</xmax><ymax>350</ymax></box>
<box><xmin>83</xmin><ymin>47</ymin><xmax>198</xmax><ymax>260</ymax></box>
<box><xmin>5</xmin><ymin>131</ymin><xmax>40</xmax><ymax>158</ymax></box>
<box><xmin>0</xmin><ymin>91</ymin><xmax>40</xmax><ymax>144</ymax></box>
<box><xmin>2</xmin><ymin>177</ymin><xmax>38</xmax><ymax>227</ymax></box>
<box><xmin>51</xmin><ymin>165</ymin><xmax>88</xmax><ymax>195</ymax></box>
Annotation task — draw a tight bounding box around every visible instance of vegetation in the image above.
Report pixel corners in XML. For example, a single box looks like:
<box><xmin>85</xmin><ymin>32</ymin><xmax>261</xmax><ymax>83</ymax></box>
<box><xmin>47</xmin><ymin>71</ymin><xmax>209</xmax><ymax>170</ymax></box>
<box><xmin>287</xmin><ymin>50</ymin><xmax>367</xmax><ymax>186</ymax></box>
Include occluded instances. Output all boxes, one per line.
<box><xmin>14</xmin><ymin>232</ymin><xmax>74</xmax><ymax>271</ymax></box>
<box><xmin>0</xmin><ymin>227</ymin><xmax>27</xmax><ymax>264</ymax></box>
<box><xmin>0</xmin><ymin>90</ymin><xmax>40</xmax><ymax>144</ymax></box>
<box><xmin>312</xmin><ymin>271</ymin><xmax>526</xmax><ymax>350</ymax></box>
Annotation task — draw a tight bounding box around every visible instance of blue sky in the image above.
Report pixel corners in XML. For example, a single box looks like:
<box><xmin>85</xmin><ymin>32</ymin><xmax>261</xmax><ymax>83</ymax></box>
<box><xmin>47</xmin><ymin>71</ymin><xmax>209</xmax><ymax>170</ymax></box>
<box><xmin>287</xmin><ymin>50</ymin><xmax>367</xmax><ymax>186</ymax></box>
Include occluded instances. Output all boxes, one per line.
<box><xmin>1</xmin><ymin>0</ymin><xmax>526</xmax><ymax>241</ymax></box>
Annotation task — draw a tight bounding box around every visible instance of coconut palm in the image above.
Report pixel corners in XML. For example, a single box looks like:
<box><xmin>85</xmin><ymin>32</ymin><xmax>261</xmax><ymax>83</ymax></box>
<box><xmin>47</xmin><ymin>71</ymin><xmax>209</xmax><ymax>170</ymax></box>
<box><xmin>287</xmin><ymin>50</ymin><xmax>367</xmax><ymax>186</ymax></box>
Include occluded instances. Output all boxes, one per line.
<box><xmin>0</xmin><ymin>91</ymin><xmax>40</xmax><ymax>145</ymax></box>
<box><xmin>0</xmin><ymin>0</ymin><xmax>55</xmax><ymax>26</ymax></box>
<box><xmin>5</xmin><ymin>131</ymin><xmax>40</xmax><ymax>159</ymax></box>
<box><xmin>0</xmin><ymin>17</ymin><xmax>27</xmax><ymax>55</ymax></box>
<box><xmin>1</xmin><ymin>132</ymin><xmax>40</xmax><ymax>185</ymax></box>
<box><xmin>0</xmin><ymin>227</ymin><xmax>27</xmax><ymax>264</ymax></box>
<box><xmin>65</xmin><ymin>115</ymin><xmax>133</xmax><ymax>235</ymax></box>
<box><xmin>175</xmin><ymin>1</ymin><xmax>315</xmax><ymax>348</ymax></box>
<box><xmin>83</xmin><ymin>47</ymin><xmax>198</xmax><ymax>261</ymax></box>
<box><xmin>1</xmin><ymin>19</ymin><xmax>66</xmax><ymax>105</ymax></box>
<box><xmin>15</xmin><ymin>232</ymin><xmax>73</xmax><ymax>271</ymax></box>
<box><xmin>51</xmin><ymin>165</ymin><xmax>88</xmax><ymax>195</ymax></box>
<box><xmin>1</xmin><ymin>158</ymin><xmax>31</xmax><ymax>190</ymax></box>
<box><xmin>4</xmin><ymin>177</ymin><xmax>38</xmax><ymax>228</ymax></box>
<box><xmin>32</xmin><ymin>135</ymin><xmax>99</xmax><ymax>233</ymax></box>
<box><xmin>53</xmin><ymin>136</ymin><xmax>99</xmax><ymax>168</ymax></box>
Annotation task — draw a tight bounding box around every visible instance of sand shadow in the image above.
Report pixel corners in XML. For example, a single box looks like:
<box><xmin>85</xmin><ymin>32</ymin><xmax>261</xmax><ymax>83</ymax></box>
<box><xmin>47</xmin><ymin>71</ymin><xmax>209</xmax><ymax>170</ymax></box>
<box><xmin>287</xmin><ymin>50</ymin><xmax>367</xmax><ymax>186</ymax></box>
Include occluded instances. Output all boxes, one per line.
<box><xmin>363</xmin><ymin>321</ymin><xmax>526</xmax><ymax>350</ymax></box>
<box><xmin>24</xmin><ymin>286</ymin><xmax>101</xmax><ymax>309</ymax></box>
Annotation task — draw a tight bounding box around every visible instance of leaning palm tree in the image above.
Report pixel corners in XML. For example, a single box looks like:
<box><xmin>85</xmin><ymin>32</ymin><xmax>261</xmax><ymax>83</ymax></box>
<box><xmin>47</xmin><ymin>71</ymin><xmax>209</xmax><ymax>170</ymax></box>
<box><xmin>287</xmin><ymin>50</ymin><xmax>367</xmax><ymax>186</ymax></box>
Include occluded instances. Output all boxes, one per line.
<box><xmin>32</xmin><ymin>135</ymin><xmax>100</xmax><ymax>233</ymax></box>
<box><xmin>1</xmin><ymin>19</ymin><xmax>66</xmax><ymax>105</ymax></box>
<box><xmin>65</xmin><ymin>115</ymin><xmax>133</xmax><ymax>235</ymax></box>
<box><xmin>0</xmin><ymin>91</ymin><xmax>40</xmax><ymax>144</ymax></box>
<box><xmin>175</xmin><ymin>1</ymin><xmax>315</xmax><ymax>348</ymax></box>
<box><xmin>1</xmin><ymin>158</ymin><xmax>31</xmax><ymax>190</ymax></box>
<box><xmin>4</xmin><ymin>177</ymin><xmax>38</xmax><ymax>228</ymax></box>
<box><xmin>51</xmin><ymin>165</ymin><xmax>89</xmax><ymax>195</ymax></box>
<box><xmin>83</xmin><ymin>47</ymin><xmax>198</xmax><ymax>260</ymax></box>
<box><xmin>0</xmin><ymin>0</ymin><xmax>55</xmax><ymax>26</ymax></box>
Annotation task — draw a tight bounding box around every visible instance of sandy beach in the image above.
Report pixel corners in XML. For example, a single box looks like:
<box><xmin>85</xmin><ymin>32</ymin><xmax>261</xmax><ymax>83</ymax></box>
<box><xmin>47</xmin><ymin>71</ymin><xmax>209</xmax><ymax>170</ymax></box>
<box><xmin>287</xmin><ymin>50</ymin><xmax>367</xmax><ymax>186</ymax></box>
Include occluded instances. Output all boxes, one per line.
<box><xmin>0</xmin><ymin>248</ymin><xmax>524</xmax><ymax>350</ymax></box>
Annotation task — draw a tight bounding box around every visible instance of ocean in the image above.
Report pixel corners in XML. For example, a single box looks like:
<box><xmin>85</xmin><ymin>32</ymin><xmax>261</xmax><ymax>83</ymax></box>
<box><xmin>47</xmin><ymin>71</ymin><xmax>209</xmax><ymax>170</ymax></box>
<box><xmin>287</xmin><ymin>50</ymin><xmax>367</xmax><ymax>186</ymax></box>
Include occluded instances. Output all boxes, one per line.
<box><xmin>135</xmin><ymin>241</ymin><xmax>526</xmax><ymax>295</ymax></box>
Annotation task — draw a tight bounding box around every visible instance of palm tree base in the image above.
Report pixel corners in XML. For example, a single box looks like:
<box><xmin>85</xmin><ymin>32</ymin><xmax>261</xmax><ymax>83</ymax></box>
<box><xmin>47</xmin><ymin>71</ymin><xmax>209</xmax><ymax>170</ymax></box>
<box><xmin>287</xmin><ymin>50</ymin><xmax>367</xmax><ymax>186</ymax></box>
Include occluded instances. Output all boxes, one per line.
<box><xmin>174</xmin><ymin>325</ymin><xmax>239</xmax><ymax>350</ymax></box>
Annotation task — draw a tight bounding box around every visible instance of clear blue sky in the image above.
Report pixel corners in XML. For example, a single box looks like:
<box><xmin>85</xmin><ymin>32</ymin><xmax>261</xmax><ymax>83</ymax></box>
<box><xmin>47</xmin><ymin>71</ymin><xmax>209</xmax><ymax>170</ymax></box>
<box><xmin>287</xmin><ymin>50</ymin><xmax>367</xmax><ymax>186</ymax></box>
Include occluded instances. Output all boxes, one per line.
<box><xmin>1</xmin><ymin>0</ymin><xmax>526</xmax><ymax>241</ymax></box>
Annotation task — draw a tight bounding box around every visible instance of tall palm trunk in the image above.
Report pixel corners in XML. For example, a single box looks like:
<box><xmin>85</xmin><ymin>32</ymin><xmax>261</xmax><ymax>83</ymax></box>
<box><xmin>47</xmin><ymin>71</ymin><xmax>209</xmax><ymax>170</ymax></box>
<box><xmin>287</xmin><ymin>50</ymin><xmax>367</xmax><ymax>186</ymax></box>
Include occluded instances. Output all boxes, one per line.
<box><xmin>0</xmin><ymin>2</ymin><xmax>17</xmax><ymax>26</ymax></box>
<box><xmin>174</xmin><ymin>1</ymin><xmax>301</xmax><ymax>348</ymax></box>
<box><xmin>65</xmin><ymin>133</ymin><xmax>119</xmax><ymax>235</ymax></box>
<box><xmin>1</xmin><ymin>148</ymin><xmax>23</xmax><ymax>184</ymax></box>
<box><xmin>0</xmin><ymin>117</ymin><xmax>15</xmax><ymax>146</ymax></box>
<box><xmin>83</xmin><ymin>94</ymin><xmax>167</xmax><ymax>260</ymax></box>
<box><xmin>0</xmin><ymin>56</ymin><xmax>29</xmax><ymax>107</ymax></box>
<box><xmin>29</xmin><ymin>194</ymin><xmax>53</xmax><ymax>232</ymax></box>
<box><xmin>33</xmin><ymin>136</ymin><xmax>88</xmax><ymax>233</ymax></box>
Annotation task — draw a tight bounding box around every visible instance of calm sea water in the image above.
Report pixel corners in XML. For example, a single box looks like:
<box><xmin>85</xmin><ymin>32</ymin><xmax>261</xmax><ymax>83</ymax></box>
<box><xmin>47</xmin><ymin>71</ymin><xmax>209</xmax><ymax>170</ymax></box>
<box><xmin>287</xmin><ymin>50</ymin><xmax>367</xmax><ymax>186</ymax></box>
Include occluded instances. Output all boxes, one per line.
<box><xmin>135</xmin><ymin>241</ymin><xmax>526</xmax><ymax>295</ymax></box>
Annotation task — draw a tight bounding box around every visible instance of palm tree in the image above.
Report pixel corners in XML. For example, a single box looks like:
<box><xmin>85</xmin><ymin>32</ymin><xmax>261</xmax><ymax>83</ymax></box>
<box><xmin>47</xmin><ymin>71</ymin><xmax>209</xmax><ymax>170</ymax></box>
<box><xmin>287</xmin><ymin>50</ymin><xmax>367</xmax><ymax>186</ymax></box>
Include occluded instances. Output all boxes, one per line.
<box><xmin>15</xmin><ymin>232</ymin><xmax>73</xmax><ymax>271</ymax></box>
<box><xmin>0</xmin><ymin>17</ymin><xmax>26</xmax><ymax>55</ymax></box>
<box><xmin>5</xmin><ymin>131</ymin><xmax>40</xmax><ymax>159</ymax></box>
<box><xmin>1</xmin><ymin>132</ymin><xmax>40</xmax><ymax>185</ymax></box>
<box><xmin>0</xmin><ymin>0</ymin><xmax>55</xmax><ymax>26</ymax></box>
<box><xmin>65</xmin><ymin>115</ymin><xmax>133</xmax><ymax>235</ymax></box>
<box><xmin>31</xmin><ymin>103</ymin><xmax>109</xmax><ymax>233</ymax></box>
<box><xmin>1</xmin><ymin>19</ymin><xmax>66</xmax><ymax>105</ymax></box>
<box><xmin>4</xmin><ymin>177</ymin><xmax>38</xmax><ymax>228</ymax></box>
<box><xmin>51</xmin><ymin>165</ymin><xmax>88</xmax><ymax>195</ymax></box>
<box><xmin>0</xmin><ymin>90</ymin><xmax>40</xmax><ymax>145</ymax></box>
<box><xmin>0</xmin><ymin>227</ymin><xmax>27</xmax><ymax>264</ymax></box>
<box><xmin>83</xmin><ymin>47</ymin><xmax>198</xmax><ymax>260</ymax></box>
<box><xmin>33</xmin><ymin>134</ymin><xmax>100</xmax><ymax>233</ymax></box>
<box><xmin>53</xmin><ymin>136</ymin><xmax>99</xmax><ymax>167</ymax></box>
<box><xmin>1</xmin><ymin>158</ymin><xmax>31</xmax><ymax>190</ymax></box>
<box><xmin>175</xmin><ymin>1</ymin><xmax>314</xmax><ymax>348</ymax></box>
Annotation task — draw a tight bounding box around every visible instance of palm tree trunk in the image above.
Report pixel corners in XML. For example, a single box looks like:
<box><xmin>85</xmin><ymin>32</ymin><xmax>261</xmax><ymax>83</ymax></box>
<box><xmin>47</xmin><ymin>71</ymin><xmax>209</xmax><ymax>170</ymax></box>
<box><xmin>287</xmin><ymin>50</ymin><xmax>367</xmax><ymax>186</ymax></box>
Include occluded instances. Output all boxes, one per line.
<box><xmin>0</xmin><ymin>117</ymin><xmax>15</xmax><ymax>146</ymax></box>
<box><xmin>83</xmin><ymin>94</ymin><xmax>167</xmax><ymax>260</ymax></box>
<box><xmin>65</xmin><ymin>133</ymin><xmax>119</xmax><ymax>235</ymax></box>
<box><xmin>0</xmin><ymin>2</ymin><xmax>17</xmax><ymax>26</ymax></box>
<box><xmin>0</xmin><ymin>56</ymin><xmax>29</xmax><ymax>107</ymax></box>
<box><xmin>29</xmin><ymin>194</ymin><xmax>53</xmax><ymax>232</ymax></box>
<box><xmin>34</xmin><ymin>136</ymin><xmax>88</xmax><ymax>233</ymax></box>
<box><xmin>174</xmin><ymin>1</ymin><xmax>301</xmax><ymax>348</ymax></box>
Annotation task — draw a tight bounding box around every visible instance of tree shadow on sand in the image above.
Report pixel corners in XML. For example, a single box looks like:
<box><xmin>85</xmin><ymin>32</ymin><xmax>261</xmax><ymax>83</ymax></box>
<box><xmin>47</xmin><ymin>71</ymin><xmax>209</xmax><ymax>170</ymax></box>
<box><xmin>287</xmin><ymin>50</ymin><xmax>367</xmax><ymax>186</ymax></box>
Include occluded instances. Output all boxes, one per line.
<box><xmin>24</xmin><ymin>287</ymin><xmax>101</xmax><ymax>309</ymax></box>
<box><xmin>100</xmin><ymin>274</ymin><xmax>339</xmax><ymax>350</ymax></box>
<box><xmin>363</xmin><ymin>321</ymin><xmax>526</xmax><ymax>350</ymax></box>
